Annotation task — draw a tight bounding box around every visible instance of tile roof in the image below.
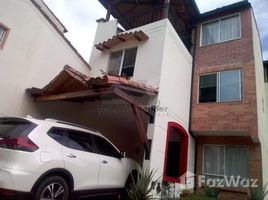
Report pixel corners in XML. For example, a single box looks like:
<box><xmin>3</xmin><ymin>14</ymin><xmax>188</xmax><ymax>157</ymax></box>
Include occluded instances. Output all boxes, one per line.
<box><xmin>28</xmin><ymin>65</ymin><xmax>158</xmax><ymax>98</ymax></box>
<box><xmin>95</xmin><ymin>31</ymin><xmax>149</xmax><ymax>51</ymax></box>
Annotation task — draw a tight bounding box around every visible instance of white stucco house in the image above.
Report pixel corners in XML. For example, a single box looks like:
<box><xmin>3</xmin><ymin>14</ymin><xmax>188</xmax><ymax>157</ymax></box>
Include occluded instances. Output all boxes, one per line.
<box><xmin>0</xmin><ymin>0</ymin><xmax>91</xmax><ymax>118</ymax></box>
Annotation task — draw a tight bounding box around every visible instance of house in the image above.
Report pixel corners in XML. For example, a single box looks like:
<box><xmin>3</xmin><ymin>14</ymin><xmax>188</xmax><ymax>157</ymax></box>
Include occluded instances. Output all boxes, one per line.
<box><xmin>0</xmin><ymin>0</ymin><xmax>90</xmax><ymax>118</ymax></box>
<box><xmin>1</xmin><ymin>0</ymin><xmax>267</xmax><ymax>199</ymax></box>
<box><xmin>88</xmin><ymin>0</ymin><xmax>267</xmax><ymax>199</ymax></box>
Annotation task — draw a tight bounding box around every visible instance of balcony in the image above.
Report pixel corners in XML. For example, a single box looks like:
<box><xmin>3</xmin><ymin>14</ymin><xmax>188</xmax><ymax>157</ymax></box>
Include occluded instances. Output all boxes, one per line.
<box><xmin>117</xmin><ymin>3</ymin><xmax>192</xmax><ymax>52</ymax></box>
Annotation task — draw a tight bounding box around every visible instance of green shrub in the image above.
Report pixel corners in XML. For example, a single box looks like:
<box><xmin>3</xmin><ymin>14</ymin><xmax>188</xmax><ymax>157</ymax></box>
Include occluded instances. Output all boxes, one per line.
<box><xmin>248</xmin><ymin>183</ymin><xmax>268</xmax><ymax>200</ymax></box>
<box><xmin>204</xmin><ymin>185</ymin><xmax>220</xmax><ymax>198</ymax></box>
<box><xmin>127</xmin><ymin>168</ymin><xmax>158</xmax><ymax>200</ymax></box>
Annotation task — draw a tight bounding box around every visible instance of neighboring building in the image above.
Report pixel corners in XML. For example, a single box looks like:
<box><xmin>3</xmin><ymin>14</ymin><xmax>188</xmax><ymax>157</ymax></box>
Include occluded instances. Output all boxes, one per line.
<box><xmin>0</xmin><ymin>0</ymin><xmax>90</xmax><ymax>117</ymax></box>
<box><xmin>191</xmin><ymin>1</ymin><xmax>268</xmax><ymax>199</ymax></box>
<box><xmin>2</xmin><ymin>0</ymin><xmax>267</xmax><ymax>199</ymax></box>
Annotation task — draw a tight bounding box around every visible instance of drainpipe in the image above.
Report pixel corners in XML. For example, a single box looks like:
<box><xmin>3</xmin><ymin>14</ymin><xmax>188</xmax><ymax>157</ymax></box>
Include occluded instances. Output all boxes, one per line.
<box><xmin>188</xmin><ymin>24</ymin><xmax>198</xmax><ymax>191</ymax></box>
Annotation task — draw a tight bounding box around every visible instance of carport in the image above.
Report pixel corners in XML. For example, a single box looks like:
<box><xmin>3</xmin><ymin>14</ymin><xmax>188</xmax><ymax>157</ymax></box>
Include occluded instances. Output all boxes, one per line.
<box><xmin>27</xmin><ymin>65</ymin><xmax>158</xmax><ymax>164</ymax></box>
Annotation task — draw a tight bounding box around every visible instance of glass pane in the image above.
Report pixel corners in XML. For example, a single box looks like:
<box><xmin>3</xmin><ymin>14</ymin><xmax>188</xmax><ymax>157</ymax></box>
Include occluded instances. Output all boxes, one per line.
<box><xmin>204</xmin><ymin>146</ymin><xmax>224</xmax><ymax>175</ymax></box>
<box><xmin>0</xmin><ymin>26</ymin><xmax>5</xmax><ymax>41</ymax></box>
<box><xmin>93</xmin><ymin>135</ymin><xmax>119</xmax><ymax>158</ymax></box>
<box><xmin>0</xmin><ymin>119</ymin><xmax>35</xmax><ymax>138</ymax></box>
<box><xmin>202</xmin><ymin>20</ymin><xmax>219</xmax><ymax>46</ymax></box>
<box><xmin>199</xmin><ymin>74</ymin><xmax>217</xmax><ymax>103</ymax></box>
<box><xmin>48</xmin><ymin>128</ymin><xmax>67</xmax><ymax>146</ymax></box>
<box><xmin>220</xmin><ymin>15</ymin><xmax>240</xmax><ymax>42</ymax></box>
<box><xmin>108</xmin><ymin>51</ymin><xmax>123</xmax><ymax>76</ymax></box>
<box><xmin>225</xmin><ymin>146</ymin><xmax>248</xmax><ymax>178</ymax></box>
<box><xmin>121</xmin><ymin>47</ymin><xmax>137</xmax><ymax>77</ymax></box>
<box><xmin>219</xmin><ymin>70</ymin><xmax>241</xmax><ymax>102</ymax></box>
<box><xmin>67</xmin><ymin>131</ymin><xmax>94</xmax><ymax>152</ymax></box>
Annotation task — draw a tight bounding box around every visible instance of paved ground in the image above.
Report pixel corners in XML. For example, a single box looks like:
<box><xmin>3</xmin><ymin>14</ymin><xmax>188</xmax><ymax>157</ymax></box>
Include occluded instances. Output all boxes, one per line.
<box><xmin>75</xmin><ymin>194</ymin><xmax>124</xmax><ymax>200</ymax></box>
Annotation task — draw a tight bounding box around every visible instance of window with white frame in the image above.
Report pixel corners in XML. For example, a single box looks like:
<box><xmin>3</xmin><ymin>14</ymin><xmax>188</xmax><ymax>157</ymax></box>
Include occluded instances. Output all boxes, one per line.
<box><xmin>199</xmin><ymin>69</ymin><xmax>242</xmax><ymax>103</ymax></box>
<box><xmin>201</xmin><ymin>14</ymin><xmax>241</xmax><ymax>46</ymax></box>
<box><xmin>203</xmin><ymin>145</ymin><xmax>248</xmax><ymax>178</ymax></box>
<box><xmin>108</xmin><ymin>47</ymin><xmax>137</xmax><ymax>77</ymax></box>
<box><xmin>0</xmin><ymin>24</ymin><xmax>9</xmax><ymax>48</ymax></box>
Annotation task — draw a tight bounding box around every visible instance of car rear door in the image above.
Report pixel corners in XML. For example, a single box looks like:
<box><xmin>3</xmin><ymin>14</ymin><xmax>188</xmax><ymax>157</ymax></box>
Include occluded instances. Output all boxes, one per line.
<box><xmin>92</xmin><ymin>135</ymin><xmax>128</xmax><ymax>188</ymax></box>
<box><xmin>48</xmin><ymin>128</ymin><xmax>101</xmax><ymax>191</ymax></box>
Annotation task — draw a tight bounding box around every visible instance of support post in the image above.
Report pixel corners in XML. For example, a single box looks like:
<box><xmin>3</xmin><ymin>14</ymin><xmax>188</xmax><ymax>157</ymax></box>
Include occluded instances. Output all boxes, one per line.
<box><xmin>105</xmin><ymin>3</ymin><xmax>111</xmax><ymax>21</ymax></box>
<box><xmin>131</xmin><ymin>105</ymin><xmax>149</xmax><ymax>151</ymax></box>
<box><xmin>163</xmin><ymin>0</ymin><xmax>170</xmax><ymax>19</ymax></box>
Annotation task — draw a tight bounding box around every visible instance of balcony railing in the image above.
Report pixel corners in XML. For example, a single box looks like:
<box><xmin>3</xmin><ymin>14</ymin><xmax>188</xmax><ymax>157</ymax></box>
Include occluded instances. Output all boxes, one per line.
<box><xmin>118</xmin><ymin>3</ymin><xmax>192</xmax><ymax>51</ymax></box>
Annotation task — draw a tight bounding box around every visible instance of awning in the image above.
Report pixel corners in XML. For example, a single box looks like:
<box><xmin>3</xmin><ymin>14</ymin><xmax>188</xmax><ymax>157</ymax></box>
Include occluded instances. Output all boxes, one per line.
<box><xmin>27</xmin><ymin>65</ymin><xmax>158</xmax><ymax>149</ymax></box>
<box><xmin>95</xmin><ymin>31</ymin><xmax>149</xmax><ymax>51</ymax></box>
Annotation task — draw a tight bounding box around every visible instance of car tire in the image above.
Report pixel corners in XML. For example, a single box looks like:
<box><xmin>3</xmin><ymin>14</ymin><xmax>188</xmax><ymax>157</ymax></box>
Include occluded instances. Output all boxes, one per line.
<box><xmin>33</xmin><ymin>175</ymin><xmax>69</xmax><ymax>200</ymax></box>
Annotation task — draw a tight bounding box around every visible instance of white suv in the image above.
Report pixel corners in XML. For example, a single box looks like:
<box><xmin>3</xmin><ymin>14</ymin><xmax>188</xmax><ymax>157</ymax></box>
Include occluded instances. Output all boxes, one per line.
<box><xmin>0</xmin><ymin>117</ymin><xmax>139</xmax><ymax>200</ymax></box>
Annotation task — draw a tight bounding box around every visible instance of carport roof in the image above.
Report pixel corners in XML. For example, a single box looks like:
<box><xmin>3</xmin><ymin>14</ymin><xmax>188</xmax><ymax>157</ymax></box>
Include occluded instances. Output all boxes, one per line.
<box><xmin>27</xmin><ymin>65</ymin><xmax>158</xmax><ymax>102</ymax></box>
<box><xmin>27</xmin><ymin>65</ymin><xmax>156</xmax><ymax>150</ymax></box>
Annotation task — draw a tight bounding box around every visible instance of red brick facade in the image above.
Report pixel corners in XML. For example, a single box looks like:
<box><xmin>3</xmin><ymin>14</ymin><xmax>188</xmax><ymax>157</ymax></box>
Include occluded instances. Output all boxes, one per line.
<box><xmin>190</xmin><ymin>6</ymin><xmax>263</xmax><ymax>198</ymax></box>
<box><xmin>191</xmin><ymin>8</ymin><xmax>258</xmax><ymax>140</ymax></box>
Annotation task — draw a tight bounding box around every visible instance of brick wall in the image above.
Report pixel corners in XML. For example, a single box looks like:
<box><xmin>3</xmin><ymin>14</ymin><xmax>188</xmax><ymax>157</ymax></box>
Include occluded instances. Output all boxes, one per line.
<box><xmin>190</xmin><ymin>8</ymin><xmax>258</xmax><ymax>140</ymax></box>
<box><xmin>195</xmin><ymin>136</ymin><xmax>262</xmax><ymax>199</ymax></box>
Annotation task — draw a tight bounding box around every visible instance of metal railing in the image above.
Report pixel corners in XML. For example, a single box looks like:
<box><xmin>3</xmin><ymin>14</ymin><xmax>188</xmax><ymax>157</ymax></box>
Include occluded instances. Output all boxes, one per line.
<box><xmin>118</xmin><ymin>3</ymin><xmax>192</xmax><ymax>51</ymax></box>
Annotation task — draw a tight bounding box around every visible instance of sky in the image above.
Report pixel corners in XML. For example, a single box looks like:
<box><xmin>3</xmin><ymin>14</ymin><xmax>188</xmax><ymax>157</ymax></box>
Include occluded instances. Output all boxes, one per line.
<box><xmin>43</xmin><ymin>0</ymin><xmax>268</xmax><ymax>61</ymax></box>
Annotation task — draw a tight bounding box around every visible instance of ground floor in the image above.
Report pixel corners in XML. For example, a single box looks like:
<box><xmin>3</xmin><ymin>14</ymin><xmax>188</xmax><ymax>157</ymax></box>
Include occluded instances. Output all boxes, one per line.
<box><xmin>194</xmin><ymin>136</ymin><xmax>262</xmax><ymax>199</ymax></box>
<box><xmin>2</xmin><ymin>66</ymin><xmax>266</xmax><ymax>199</ymax></box>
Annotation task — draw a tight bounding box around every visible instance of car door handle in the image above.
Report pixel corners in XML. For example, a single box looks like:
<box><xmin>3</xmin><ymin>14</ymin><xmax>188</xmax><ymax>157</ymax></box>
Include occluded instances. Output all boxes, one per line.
<box><xmin>66</xmin><ymin>154</ymin><xmax>77</xmax><ymax>158</ymax></box>
<box><xmin>101</xmin><ymin>160</ymin><xmax>108</xmax><ymax>164</ymax></box>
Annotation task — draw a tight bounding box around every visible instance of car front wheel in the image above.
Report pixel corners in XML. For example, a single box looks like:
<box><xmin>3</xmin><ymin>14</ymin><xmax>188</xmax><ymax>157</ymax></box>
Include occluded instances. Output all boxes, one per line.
<box><xmin>33</xmin><ymin>176</ymin><xmax>69</xmax><ymax>200</ymax></box>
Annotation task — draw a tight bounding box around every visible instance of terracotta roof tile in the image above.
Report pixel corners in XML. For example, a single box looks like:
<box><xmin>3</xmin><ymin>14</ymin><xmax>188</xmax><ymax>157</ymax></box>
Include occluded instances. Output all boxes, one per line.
<box><xmin>95</xmin><ymin>31</ymin><xmax>149</xmax><ymax>51</ymax></box>
<box><xmin>28</xmin><ymin>66</ymin><xmax>158</xmax><ymax>96</ymax></box>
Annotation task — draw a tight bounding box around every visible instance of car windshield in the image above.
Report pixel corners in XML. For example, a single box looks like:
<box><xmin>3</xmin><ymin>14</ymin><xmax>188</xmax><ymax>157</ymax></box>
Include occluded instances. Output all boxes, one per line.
<box><xmin>0</xmin><ymin>118</ymin><xmax>36</xmax><ymax>139</ymax></box>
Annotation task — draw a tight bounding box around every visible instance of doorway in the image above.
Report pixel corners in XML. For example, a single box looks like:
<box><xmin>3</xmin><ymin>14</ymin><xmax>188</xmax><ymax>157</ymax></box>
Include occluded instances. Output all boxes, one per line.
<box><xmin>163</xmin><ymin>122</ymin><xmax>189</xmax><ymax>183</ymax></box>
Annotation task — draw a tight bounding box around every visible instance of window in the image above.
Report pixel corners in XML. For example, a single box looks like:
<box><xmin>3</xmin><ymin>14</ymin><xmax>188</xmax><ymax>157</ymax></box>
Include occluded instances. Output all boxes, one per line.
<box><xmin>203</xmin><ymin>145</ymin><xmax>248</xmax><ymax>178</ymax></box>
<box><xmin>48</xmin><ymin>128</ymin><xmax>94</xmax><ymax>153</ymax></box>
<box><xmin>0</xmin><ymin>23</ymin><xmax>10</xmax><ymax>49</ymax></box>
<box><xmin>92</xmin><ymin>135</ymin><xmax>120</xmax><ymax>158</ymax></box>
<box><xmin>199</xmin><ymin>69</ymin><xmax>242</xmax><ymax>103</ymax></box>
<box><xmin>108</xmin><ymin>47</ymin><xmax>137</xmax><ymax>77</ymax></box>
<box><xmin>201</xmin><ymin>15</ymin><xmax>240</xmax><ymax>46</ymax></box>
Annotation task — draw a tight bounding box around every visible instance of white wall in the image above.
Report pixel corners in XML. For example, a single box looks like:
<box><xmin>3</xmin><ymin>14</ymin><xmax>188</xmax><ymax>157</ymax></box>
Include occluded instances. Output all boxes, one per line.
<box><xmin>34</xmin><ymin>0</ymin><xmax>66</xmax><ymax>33</ymax></box>
<box><xmin>89</xmin><ymin>19</ymin><xmax>167</xmax><ymax>87</ymax></box>
<box><xmin>89</xmin><ymin>19</ymin><xmax>194</xmax><ymax>197</ymax></box>
<box><xmin>0</xmin><ymin>0</ymin><xmax>90</xmax><ymax>118</ymax></box>
<box><xmin>149</xmin><ymin>20</ymin><xmax>193</xmax><ymax>197</ymax></box>
<box><xmin>251</xmin><ymin>10</ymin><xmax>268</xmax><ymax>186</ymax></box>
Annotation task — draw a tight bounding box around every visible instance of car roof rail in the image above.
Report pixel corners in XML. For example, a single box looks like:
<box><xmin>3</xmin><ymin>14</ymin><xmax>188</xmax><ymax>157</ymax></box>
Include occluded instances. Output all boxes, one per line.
<box><xmin>44</xmin><ymin>118</ymin><xmax>99</xmax><ymax>133</ymax></box>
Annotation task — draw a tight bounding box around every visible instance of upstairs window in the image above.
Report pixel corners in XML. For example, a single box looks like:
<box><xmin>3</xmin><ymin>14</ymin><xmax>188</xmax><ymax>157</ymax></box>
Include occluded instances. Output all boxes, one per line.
<box><xmin>199</xmin><ymin>69</ymin><xmax>242</xmax><ymax>103</ymax></box>
<box><xmin>201</xmin><ymin>14</ymin><xmax>240</xmax><ymax>46</ymax></box>
<box><xmin>0</xmin><ymin>23</ymin><xmax>9</xmax><ymax>49</ymax></box>
<box><xmin>108</xmin><ymin>47</ymin><xmax>137</xmax><ymax>77</ymax></box>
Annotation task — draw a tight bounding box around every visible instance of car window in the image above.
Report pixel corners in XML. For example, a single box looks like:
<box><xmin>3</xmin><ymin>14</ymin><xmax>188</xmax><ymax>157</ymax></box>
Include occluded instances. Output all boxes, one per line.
<box><xmin>66</xmin><ymin>130</ymin><xmax>94</xmax><ymax>153</ymax></box>
<box><xmin>0</xmin><ymin>118</ymin><xmax>36</xmax><ymax>138</ymax></box>
<box><xmin>48</xmin><ymin>128</ymin><xmax>67</xmax><ymax>146</ymax></box>
<box><xmin>92</xmin><ymin>135</ymin><xmax>120</xmax><ymax>158</ymax></box>
<box><xmin>48</xmin><ymin>128</ymin><xmax>94</xmax><ymax>153</ymax></box>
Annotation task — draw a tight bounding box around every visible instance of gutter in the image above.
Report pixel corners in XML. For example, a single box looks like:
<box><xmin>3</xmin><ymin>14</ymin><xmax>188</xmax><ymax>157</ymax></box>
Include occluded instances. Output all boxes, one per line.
<box><xmin>188</xmin><ymin>23</ymin><xmax>198</xmax><ymax>191</ymax></box>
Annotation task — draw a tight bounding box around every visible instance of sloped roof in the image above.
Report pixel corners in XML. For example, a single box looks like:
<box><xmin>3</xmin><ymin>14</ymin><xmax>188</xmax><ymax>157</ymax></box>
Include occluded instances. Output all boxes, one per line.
<box><xmin>28</xmin><ymin>65</ymin><xmax>158</xmax><ymax>101</ymax></box>
<box><xmin>95</xmin><ymin>31</ymin><xmax>149</xmax><ymax>51</ymax></box>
